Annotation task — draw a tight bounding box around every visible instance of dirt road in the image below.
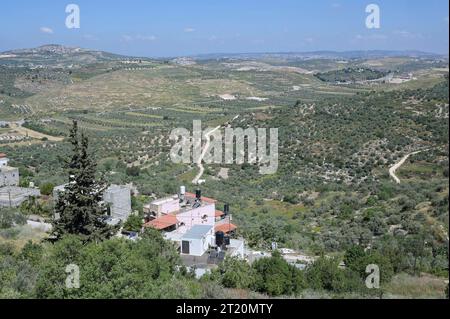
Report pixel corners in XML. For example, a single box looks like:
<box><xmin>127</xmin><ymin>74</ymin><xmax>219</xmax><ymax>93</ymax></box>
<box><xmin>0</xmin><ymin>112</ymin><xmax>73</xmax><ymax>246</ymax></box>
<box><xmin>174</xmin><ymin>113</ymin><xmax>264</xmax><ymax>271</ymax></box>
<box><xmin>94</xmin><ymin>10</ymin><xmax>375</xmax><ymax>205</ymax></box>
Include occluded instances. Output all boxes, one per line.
<box><xmin>389</xmin><ymin>150</ymin><xmax>426</xmax><ymax>184</ymax></box>
<box><xmin>9</xmin><ymin>123</ymin><xmax>64</xmax><ymax>142</ymax></box>
<box><xmin>192</xmin><ymin>125</ymin><xmax>221</xmax><ymax>185</ymax></box>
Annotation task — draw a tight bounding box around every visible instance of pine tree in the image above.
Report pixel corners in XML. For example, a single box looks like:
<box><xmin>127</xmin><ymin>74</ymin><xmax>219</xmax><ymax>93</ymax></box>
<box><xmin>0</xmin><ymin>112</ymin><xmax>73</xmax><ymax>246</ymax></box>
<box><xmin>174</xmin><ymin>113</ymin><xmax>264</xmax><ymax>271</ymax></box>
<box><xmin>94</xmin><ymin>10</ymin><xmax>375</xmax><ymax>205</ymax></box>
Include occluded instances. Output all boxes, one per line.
<box><xmin>52</xmin><ymin>121</ymin><xmax>117</xmax><ymax>243</ymax></box>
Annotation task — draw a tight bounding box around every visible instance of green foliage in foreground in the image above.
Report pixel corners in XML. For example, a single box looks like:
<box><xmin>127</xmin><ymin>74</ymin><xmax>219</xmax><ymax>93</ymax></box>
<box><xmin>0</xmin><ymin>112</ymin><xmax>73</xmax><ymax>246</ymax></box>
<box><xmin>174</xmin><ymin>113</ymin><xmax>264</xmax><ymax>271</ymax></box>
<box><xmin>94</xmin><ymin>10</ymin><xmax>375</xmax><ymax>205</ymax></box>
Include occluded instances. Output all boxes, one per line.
<box><xmin>52</xmin><ymin>121</ymin><xmax>117</xmax><ymax>243</ymax></box>
<box><xmin>0</xmin><ymin>229</ymin><xmax>203</xmax><ymax>299</ymax></box>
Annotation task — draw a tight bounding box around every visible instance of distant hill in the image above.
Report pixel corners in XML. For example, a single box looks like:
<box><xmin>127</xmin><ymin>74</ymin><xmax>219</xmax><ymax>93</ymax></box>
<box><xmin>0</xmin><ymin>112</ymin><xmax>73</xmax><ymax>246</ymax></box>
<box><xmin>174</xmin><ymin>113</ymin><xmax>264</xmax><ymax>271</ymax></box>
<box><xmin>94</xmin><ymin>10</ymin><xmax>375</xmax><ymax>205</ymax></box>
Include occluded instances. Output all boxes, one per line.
<box><xmin>190</xmin><ymin>50</ymin><xmax>448</xmax><ymax>61</ymax></box>
<box><xmin>0</xmin><ymin>44</ymin><xmax>134</xmax><ymax>67</ymax></box>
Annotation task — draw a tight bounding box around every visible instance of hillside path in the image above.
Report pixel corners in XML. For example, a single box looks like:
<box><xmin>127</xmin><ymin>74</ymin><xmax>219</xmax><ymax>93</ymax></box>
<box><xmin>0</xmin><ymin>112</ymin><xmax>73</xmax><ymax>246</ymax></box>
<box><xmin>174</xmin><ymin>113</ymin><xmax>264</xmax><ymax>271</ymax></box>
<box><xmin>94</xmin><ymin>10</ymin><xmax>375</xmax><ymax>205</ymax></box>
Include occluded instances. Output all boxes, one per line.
<box><xmin>389</xmin><ymin>149</ymin><xmax>427</xmax><ymax>184</ymax></box>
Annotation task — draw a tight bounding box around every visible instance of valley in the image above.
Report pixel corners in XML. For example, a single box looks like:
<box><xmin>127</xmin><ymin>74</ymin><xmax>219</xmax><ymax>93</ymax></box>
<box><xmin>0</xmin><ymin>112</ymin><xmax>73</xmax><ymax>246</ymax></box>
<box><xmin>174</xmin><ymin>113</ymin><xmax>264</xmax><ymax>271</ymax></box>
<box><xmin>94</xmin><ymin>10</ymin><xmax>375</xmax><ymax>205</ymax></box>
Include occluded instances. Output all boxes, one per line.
<box><xmin>0</xmin><ymin>45</ymin><xmax>448</xmax><ymax>299</ymax></box>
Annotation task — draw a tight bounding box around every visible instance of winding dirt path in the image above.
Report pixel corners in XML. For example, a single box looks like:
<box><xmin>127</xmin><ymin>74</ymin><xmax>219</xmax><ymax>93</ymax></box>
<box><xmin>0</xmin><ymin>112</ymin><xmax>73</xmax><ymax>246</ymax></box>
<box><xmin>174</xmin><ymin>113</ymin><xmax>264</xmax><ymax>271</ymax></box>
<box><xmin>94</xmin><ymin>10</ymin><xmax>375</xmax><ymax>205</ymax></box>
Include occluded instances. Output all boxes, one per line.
<box><xmin>389</xmin><ymin>150</ymin><xmax>426</xmax><ymax>184</ymax></box>
<box><xmin>191</xmin><ymin>115</ymin><xmax>240</xmax><ymax>185</ymax></box>
<box><xmin>192</xmin><ymin>125</ymin><xmax>221</xmax><ymax>185</ymax></box>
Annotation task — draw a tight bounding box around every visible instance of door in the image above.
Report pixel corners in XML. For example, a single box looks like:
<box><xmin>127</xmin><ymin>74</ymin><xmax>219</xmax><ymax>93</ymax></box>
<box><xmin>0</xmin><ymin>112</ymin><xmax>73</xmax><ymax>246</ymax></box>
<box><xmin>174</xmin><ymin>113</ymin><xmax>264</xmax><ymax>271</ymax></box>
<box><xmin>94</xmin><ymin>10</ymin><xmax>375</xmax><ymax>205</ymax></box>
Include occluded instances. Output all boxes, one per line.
<box><xmin>181</xmin><ymin>240</ymin><xmax>190</xmax><ymax>254</ymax></box>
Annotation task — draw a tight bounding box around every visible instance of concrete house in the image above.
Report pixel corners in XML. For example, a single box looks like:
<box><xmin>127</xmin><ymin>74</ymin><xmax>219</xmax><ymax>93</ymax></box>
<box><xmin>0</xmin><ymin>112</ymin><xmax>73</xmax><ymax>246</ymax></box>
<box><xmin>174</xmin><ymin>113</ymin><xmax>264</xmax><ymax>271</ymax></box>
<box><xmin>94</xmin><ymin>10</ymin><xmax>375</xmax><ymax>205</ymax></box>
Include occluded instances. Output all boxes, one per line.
<box><xmin>0</xmin><ymin>153</ymin><xmax>19</xmax><ymax>187</ymax></box>
<box><xmin>53</xmin><ymin>184</ymin><xmax>132</xmax><ymax>221</ymax></box>
<box><xmin>0</xmin><ymin>153</ymin><xmax>9</xmax><ymax>167</ymax></box>
<box><xmin>0</xmin><ymin>166</ymin><xmax>19</xmax><ymax>187</ymax></box>
<box><xmin>144</xmin><ymin>196</ymin><xmax>180</xmax><ymax>218</ymax></box>
<box><xmin>0</xmin><ymin>186</ymin><xmax>41</xmax><ymax>207</ymax></box>
<box><xmin>180</xmin><ymin>224</ymin><xmax>215</xmax><ymax>257</ymax></box>
<box><xmin>103</xmin><ymin>184</ymin><xmax>132</xmax><ymax>221</ymax></box>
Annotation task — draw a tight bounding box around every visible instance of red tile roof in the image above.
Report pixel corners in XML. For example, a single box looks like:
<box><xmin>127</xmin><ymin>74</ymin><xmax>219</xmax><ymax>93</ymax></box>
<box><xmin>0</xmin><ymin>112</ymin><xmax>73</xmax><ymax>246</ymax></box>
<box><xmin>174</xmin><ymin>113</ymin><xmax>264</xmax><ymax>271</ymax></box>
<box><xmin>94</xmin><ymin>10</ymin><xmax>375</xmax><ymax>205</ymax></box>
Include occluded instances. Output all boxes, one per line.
<box><xmin>215</xmin><ymin>210</ymin><xmax>224</xmax><ymax>217</ymax></box>
<box><xmin>0</xmin><ymin>153</ymin><xmax>6</xmax><ymax>158</ymax></box>
<box><xmin>185</xmin><ymin>192</ymin><xmax>217</xmax><ymax>203</ymax></box>
<box><xmin>144</xmin><ymin>214</ymin><xmax>178</xmax><ymax>230</ymax></box>
<box><xmin>215</xmin><ymin>223</ymin><xmax>237</xmax><ymax>234</ymax></box>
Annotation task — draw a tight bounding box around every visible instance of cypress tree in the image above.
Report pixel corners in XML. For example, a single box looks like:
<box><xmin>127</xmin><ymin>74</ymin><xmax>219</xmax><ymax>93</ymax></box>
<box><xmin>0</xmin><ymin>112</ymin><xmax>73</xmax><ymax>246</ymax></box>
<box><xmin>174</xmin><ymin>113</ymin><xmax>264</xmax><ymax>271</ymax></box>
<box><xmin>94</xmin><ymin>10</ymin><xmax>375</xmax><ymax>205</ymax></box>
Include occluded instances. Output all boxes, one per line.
<box><xmin>52</xmin><ymin>121</ymin><xmax>117</xmax><ymax>243</ymax></box>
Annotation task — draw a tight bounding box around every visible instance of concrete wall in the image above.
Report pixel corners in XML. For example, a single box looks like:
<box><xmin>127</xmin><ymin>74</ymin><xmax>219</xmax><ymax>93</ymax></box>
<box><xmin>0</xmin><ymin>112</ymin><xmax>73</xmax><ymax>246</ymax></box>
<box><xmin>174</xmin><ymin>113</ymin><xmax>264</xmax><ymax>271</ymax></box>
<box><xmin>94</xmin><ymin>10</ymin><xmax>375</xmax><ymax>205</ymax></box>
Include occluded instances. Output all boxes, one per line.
<box><xmin>181</xmin><ymin>228</ymin><xmax>215</xmax><ymax>257</ymax></box>
<box><xmin>176</xmin><ymin>203</ymin><xmax>216</xmax><ymax>230</ymax></box>
<box><xmin>145</xmin><ymin>197</ymin><xmax>180</xmax><ymax>217</ymax></box>
<box><xmin>0</xmin><ymin>187</ymin><xmax>41</xmax><ymax>207</ymax></box>
<box><xmin>0</xmin><ymin>158</ymin><xmax>8</xmax><ymax>167</ymax></box>
<box><xmin>52</xmin><ymin>184</ymin><xmax>132</xmax><ymax>221</ymax></box>
<box><xmin>103</xmin><ymin>185</ymin><xmax>132</xmax><ymax>221</ymax></box>
<box><xmin>0</xmin><ymin>166</ymin><xmax>19</xmax><ymax>187</ymax></box>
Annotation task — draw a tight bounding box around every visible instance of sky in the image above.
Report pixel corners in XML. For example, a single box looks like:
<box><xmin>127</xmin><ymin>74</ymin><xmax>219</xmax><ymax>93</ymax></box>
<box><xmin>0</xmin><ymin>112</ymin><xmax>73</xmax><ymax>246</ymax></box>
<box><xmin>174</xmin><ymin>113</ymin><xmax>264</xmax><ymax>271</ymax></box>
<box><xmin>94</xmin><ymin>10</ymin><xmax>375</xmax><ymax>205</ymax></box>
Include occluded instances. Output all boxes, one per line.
<box><xmin>0</xmin><ymin>0</ymin><xmax>448</xmax><ymax>57</ymax></box>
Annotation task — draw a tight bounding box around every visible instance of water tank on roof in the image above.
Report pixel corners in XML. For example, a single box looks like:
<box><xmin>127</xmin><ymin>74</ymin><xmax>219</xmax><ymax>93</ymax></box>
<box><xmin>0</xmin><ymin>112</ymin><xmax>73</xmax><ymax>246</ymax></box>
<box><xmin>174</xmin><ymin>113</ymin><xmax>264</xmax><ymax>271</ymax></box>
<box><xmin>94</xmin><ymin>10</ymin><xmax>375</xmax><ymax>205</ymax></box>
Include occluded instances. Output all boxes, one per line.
<box><xmin>224</xmin><ymin>203</ymin><xmax>230</xmax><ymax>215</ymax></box>
<box><xmin>215</xmin><ymin>231</ymin><xmax>225</xmax><ymax>247</ymax></box>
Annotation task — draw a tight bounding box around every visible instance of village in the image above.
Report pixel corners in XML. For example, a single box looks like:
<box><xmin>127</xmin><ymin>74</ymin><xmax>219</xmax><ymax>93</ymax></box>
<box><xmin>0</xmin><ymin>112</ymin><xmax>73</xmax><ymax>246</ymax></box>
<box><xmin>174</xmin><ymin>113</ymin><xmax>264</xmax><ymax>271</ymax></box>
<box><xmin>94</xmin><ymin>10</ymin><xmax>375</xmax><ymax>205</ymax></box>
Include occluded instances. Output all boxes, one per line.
<box><xmin>0</xmin><ymin>151</ymin><xmax>314</xmax><ymax>277</ymax></box>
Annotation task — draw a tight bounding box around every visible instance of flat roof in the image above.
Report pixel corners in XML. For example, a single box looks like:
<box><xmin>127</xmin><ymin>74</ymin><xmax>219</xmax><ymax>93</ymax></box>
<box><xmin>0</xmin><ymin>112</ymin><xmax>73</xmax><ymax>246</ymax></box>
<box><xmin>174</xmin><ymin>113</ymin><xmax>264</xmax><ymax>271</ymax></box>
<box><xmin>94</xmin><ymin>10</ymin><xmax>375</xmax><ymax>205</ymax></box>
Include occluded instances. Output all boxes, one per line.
<box><xmin>0</xmin><ymin>166</ymin><xmax>18</xmax><ymax>172</ymax></box>
<box><xmin>185</xmin><ymin>192</ymin><xmax>217</xmax><ymax>203</ymax></box>
<box><xmin>151</xmin><ymin>196</ymin><xmax>178</xmax><ymax>205</ymax></box>
<box><xmin>106</xmin><ymin>184</ymin><xmax>130</xmax><ymax>193</ymax></box>
<box><xmin>182</xmin><ymin>224</ymin><xmax>213</xmax><ymax>240</ymax></box>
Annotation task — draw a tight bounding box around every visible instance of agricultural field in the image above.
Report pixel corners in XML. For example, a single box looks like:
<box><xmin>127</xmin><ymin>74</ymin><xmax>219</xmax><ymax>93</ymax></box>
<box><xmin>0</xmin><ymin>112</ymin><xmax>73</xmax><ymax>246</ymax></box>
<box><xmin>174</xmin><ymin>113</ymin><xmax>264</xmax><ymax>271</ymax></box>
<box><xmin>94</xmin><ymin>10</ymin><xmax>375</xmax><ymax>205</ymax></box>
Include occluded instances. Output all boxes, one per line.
<box><xmin>0</xmin><ymin>46</ymin><xmax>448</xmax><ymax>299</ymax></box>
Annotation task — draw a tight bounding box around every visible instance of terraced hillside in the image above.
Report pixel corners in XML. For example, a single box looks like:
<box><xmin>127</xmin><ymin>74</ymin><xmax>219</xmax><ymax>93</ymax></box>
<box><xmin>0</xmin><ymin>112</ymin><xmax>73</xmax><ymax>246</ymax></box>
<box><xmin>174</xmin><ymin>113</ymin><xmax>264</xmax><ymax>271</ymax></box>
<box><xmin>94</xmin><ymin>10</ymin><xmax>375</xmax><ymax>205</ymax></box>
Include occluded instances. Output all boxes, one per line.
<box><xmin>1</xmin><ymin>47</ymin><xmax>449</xmax><ymax>298</ymax></box>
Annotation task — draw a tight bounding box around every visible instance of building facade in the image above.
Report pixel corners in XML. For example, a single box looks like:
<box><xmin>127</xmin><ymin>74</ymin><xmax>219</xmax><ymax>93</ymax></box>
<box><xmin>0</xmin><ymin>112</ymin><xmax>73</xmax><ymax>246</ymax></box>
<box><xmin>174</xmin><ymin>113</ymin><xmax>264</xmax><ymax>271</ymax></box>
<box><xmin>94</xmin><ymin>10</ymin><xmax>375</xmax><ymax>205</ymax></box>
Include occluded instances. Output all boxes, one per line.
<box><xmin>103</xmin><ymin>184</ymin><xmax>132</xmax><ymax>221</ymax></box>
<box><xmin>0</xmin><ymin>166</ymin><xmax>19</xmax><ymax>187</ymax></box>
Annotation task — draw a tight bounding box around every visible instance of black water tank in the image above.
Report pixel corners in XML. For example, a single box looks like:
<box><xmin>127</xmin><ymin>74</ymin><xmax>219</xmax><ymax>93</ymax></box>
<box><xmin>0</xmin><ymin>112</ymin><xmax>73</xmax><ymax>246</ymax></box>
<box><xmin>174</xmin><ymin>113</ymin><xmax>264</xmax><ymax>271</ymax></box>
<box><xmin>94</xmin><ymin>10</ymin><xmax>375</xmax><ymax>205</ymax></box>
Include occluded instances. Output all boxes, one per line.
<box><xmin>224</xmin><ymin>236</ymin><xmax>231</xmax><ymax>246</ymax></box>
<box><xmin>196</xmin><ymin>189</ymin><xmax>202</xmax><ymax>200</ymax></box>
<box><xmin>224</xmin><ymin>203</ymin><xmax>230</xmax><ymax>215</ymax></box>
<box><xmin>215</xmin><ymin>231</ymin><xmax>225</xmax><ymax>246</ymax></box>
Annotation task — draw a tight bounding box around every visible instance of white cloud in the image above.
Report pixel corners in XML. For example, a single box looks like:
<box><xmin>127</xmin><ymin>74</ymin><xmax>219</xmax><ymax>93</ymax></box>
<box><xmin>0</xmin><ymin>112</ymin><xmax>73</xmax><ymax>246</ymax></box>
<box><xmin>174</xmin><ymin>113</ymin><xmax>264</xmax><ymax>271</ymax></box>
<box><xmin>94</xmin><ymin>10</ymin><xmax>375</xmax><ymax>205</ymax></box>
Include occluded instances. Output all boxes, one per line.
<box><xmin>136</xmin><ymin>35</ymin><xmax>157</xmax><ymax>41</ymax></box>
<box><xmin>393</xmin><ymin>30</ymin><xmax>423</xmax><ymax>39</ymax></box>
<box><xmin>40</xmin><ymin>27</ymin><xmax>54</xmax><ymax>34</ymax></box>
<box><xmin>122</xmin><ymin>34</ymin><xmax>157</xmax><ymax>42</ymax></box>
<box><xmin>355</xmin><ymin>33</ymin><xmax>387</xmax><ymax>41</ymax></box>
<box><xmin>184</xmin><ymin>27</ymin><xmax>195</xmax><ymax>33</ymax></box>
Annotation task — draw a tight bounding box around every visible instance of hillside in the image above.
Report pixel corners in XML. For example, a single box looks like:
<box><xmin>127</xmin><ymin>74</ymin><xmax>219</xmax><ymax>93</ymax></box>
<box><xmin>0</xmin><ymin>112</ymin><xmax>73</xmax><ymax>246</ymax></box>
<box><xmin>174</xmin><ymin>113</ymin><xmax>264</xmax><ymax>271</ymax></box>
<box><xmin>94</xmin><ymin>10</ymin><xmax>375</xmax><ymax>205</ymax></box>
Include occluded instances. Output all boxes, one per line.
<box><xmin>0</xmin><ymin>44</ymin><xmax>129</xmax><ymax>67</ymax></box>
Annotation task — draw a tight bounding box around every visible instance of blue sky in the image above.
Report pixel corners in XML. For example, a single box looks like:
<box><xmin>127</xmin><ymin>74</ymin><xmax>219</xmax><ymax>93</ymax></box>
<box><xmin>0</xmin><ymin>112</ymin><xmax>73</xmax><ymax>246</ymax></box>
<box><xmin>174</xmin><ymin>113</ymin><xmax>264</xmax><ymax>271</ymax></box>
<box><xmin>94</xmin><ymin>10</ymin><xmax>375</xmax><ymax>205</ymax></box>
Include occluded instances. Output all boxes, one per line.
<box><xmin>0</xmin><ymin>0</ymin><xmax>448</xmax><ymax>57</ymax></box>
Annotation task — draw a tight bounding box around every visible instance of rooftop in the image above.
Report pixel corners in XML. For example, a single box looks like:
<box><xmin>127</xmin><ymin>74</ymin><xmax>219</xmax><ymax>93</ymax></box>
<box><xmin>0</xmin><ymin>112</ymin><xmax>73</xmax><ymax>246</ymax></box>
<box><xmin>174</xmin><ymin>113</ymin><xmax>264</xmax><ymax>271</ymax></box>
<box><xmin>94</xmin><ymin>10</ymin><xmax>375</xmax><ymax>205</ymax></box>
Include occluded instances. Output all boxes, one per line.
<box><xmin>185</xmin><ymin>192</ymin><xmax>217</xmax><ymax>204</ymax></box>
<box><xmin>182</xmin><ymin>224</ymin><xmax>213</xmax><ymax>240</ymax></box>
<box><xmin>215</xmin><ymin>210</ymin><xmax>224</xmax><ymax>218</ymax></box>
<box><xmin>0</xmin><ymin>166</ymin><xmax>18</xmax><ymax>172</ymax></box>
<box><xmin>0</xmin><ymin>153</ymin><xmax>7</xmax><ymax>158</ymax></box>
<box><xmin>150</xmin><ymin>196</ymin><xmax>178</xmax><ymax>206</ymax></box>
<box><xmin>215</xmin><ymin>223</ymin><xmax>237</xmax><ymax>234</ymax></box>
<box><xmin>144</xmin><ymin>214</ymin><xmax>178</xmax><ymax>230</ymax></box>
<box><xmin>106</xmin><ymin>184</ymin><xmax>130</xmax><ymax>193</ymax></box>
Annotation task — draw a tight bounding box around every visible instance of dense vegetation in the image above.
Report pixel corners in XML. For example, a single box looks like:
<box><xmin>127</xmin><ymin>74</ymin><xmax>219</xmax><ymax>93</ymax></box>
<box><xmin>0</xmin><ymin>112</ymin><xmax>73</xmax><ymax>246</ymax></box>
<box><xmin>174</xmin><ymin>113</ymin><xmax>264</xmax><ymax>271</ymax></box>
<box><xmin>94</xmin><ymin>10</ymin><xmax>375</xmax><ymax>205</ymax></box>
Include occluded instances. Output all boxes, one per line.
<box><xmin>1</xmin><ymin>49</ymin><xmax>448</xmax><ymax>299</ymax></box>
<box><xmin>316</xmin><ymin>68</ymin><xmax>387</xmax><ymax>83</ymax></box>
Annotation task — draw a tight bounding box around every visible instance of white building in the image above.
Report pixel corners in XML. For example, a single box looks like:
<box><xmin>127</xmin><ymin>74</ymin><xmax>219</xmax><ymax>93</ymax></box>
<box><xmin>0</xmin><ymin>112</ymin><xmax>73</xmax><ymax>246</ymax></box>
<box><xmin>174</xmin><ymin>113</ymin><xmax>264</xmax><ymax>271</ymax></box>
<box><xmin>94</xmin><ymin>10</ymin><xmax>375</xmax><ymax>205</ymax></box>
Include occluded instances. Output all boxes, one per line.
<box><xmin>175</xmin><ymin>202</ymin><xmax>216</xmax><ymax>230</ymax></box>
<box><xmin>0</xmin><ymin>186</ymin><xmax>41</xmax><ymax>207</ymax></box>
<box><xmin>53</xmin><ymin>183</ymin><xmax>132</xmax><ymax>222</ymax></box>
<box><xmin>180</xmin><ymin>225</ymin><xmax>215</xmax><ymax>257</ymax></box>
<box><xmin>103</xmin><ymin>184</ymin><xmax>132</xmax><ymax>221</ymax></box>
<box><xmin>0</xmin><ymin>153</ymin><xmax>9</xmax><ymax>167</ymax></box>
<box><xmin>0</xmin><ymin>166</ymin><xmax>19</xmax><ymax>187</ymax></box>
<box><xmin>144</xmin><ymin>196</ymin><xmax>180</xmax><ymax>218</ymax></box>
